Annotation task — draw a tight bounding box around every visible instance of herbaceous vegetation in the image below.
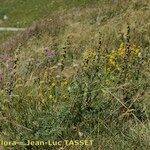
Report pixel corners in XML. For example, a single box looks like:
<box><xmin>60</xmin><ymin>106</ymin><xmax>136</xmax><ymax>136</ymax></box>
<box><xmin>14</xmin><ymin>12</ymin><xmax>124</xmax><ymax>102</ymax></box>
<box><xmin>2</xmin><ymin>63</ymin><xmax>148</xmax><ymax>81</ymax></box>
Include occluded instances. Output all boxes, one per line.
<box><xmin>0</xmin><ymin>0</ymin><xmax>150</xmax><ymax>150</ymax></box>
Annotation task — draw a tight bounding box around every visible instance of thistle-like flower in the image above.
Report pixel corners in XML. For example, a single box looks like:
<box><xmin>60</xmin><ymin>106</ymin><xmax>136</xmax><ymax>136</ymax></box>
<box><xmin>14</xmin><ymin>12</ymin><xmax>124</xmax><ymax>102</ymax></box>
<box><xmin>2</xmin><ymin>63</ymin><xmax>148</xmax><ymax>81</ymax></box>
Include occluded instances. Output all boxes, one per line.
<box><xmin>44</xmin><ymin>47</ymin><xmax>55</xmax><ymax>58</ymax></box>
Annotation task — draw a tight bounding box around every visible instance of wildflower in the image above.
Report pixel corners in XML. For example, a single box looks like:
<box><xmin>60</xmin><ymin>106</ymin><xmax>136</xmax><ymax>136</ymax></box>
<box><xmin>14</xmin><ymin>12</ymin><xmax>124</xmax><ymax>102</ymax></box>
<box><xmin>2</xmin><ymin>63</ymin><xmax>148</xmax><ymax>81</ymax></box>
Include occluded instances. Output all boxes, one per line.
<box><xmin>49</xmin><ymin>95</ymin><xmax>53</xmax><ymax>100</ymax></box>
<box><xmin>56</xmin><ymin>75</ymin><xmax>61</xmax><ymax>79</ymax></box>
<box><xmin>82</xmin><ymin>49</ymin><xmax>96</xmax><ymax>60</ymax></box>
<box><xmin>107</xmin><ymin>42</ymin><xmax>141</xmax><ymax>71</ymax></box>
<box><xmin>82</xmin><ymin>49</ymin><xmax>97</xmax><ymax>70</ymax></box>
<box><xmin>130</xmin><ymin>44</ymin><xmax>140</xmax><ymax>55</ymax></box>
<box><xmin>44</xmin><ymin>47</ymin><xmax>55</xmax><ymax>58</ymax></box>
<box><xmin>57</xmin><ymin>62</ymin><xmax>64</xmax><ymax>72</ymax></box>
<box><xmin>51</xmin><ymin>83</ymin><xmax>55</xmax><ymax>87</ymax></box>
<box><xmin>61</xmin><ymin>79</ymin><xmax>68</xmax><ymax>87</ymax></box>
<box><xmin>138</xmin><ymin>52</ymin><xmax>142</xmax><ymax>58</ymax></box>
<box><xmin>57</xmin><ymin>62</ymin><xmax>63</xmax><ymax>66</ymax></box>
<box><xmin>0</xmin><ymin>54</ymin><xmax>13</xmax><ymax>62</ymax></box>
<box><xmin>73</xmin><ymin>63</ymin><xmax>79</xmax><ymax>68</ymax></box>
<box><xmin>40</xmin><ymin>81</ymin><xmax>45</xmax><ymax>84</ymax></box>
<box><xmin>67</xmin><ymin>86</ymin><xmax>71</xmax><ymax>91</ymax></box>
<box><xmin>44</xmin><ymin>70</ymin><xmax>48</xmax><ymax>79</ymax></box>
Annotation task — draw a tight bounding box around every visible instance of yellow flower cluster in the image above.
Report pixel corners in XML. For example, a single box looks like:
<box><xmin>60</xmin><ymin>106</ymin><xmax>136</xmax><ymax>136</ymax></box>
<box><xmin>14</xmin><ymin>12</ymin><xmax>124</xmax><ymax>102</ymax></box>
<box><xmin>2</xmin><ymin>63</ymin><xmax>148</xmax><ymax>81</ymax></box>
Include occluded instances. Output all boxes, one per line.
<box><xmin>61</xmin><ymin>79</ymin><xmax>68</xmax><ymax>88</ymax></box>
<box><xmin>108</xmin><ymin>42</ymin><xmax>141</xmax><ymax>70</ymax></box>
<box><xmin>82</xmin><ymin>49</ymin><xmax>97</xmax><ymax>69</ymax></box>
<box><xmin>49</xmin><ymin>94</ymin><xmax>53</xmax><ymax>100</ymax></box>
<box><xmin>130</xmin><ymin>44</ymin><xmax>140</xmax><ymax>55</ymax></box>
<box><xmin>82</xmin><ymin>49</ymin><xmax>96</xmax><ymax>60</ymax></box>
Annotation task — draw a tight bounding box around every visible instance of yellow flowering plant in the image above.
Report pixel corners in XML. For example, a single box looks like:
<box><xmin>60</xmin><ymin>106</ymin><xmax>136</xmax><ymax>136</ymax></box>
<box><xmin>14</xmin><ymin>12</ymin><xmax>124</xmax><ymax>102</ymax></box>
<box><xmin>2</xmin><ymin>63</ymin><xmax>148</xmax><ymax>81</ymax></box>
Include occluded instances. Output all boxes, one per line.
<box><xmin>107</xmin><ymin>42</ymin><xmax>141</xmax><ymax>71</ymax></box>
<box><xmin>82</xmin><ymin>49</ymin><xmax>97</xmax><ymax>70</ymax></box>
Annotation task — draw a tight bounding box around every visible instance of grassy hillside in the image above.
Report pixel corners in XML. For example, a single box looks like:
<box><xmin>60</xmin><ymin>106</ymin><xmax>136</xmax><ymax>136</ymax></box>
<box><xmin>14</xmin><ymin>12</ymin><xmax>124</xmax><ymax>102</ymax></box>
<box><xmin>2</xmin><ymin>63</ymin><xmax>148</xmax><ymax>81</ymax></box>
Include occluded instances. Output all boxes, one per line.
<box><xmin>0</xmin><ymin>0</ymin><xmax>150</xmax><ymax>150</ymax></box>
<box><xmin>0</xmin><ymin>0</ymin><xmax>101</xmax><ymax>27</ymax></box>
<box><xmin>0</xmin><ymin>0</ymin><xmax>100</xmax><ymax>42</ymax></box>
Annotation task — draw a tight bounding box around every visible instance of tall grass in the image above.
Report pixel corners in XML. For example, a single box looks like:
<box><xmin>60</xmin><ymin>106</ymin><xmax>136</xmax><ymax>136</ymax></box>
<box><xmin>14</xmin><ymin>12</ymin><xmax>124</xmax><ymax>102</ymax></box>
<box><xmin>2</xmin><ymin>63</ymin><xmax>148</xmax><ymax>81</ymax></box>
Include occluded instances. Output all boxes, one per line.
<box><xmin>0</xmin><ymin>0</ymin><xmax>150</xmax><ymax>150</ymax></box>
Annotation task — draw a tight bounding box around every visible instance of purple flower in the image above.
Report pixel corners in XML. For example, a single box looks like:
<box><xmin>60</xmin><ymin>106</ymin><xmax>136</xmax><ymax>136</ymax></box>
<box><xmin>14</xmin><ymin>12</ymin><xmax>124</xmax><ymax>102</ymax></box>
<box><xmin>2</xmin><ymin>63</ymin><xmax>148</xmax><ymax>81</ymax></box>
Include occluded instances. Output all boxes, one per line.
<box><xmin>0</xmin><ymin>54</ymin><xmax>13</xmax><ymax>62</ymax></box>
<box><xmin>44</xmin><ymin>47</ymin><xmax>55</xmax><ymax>58</ymax></box>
